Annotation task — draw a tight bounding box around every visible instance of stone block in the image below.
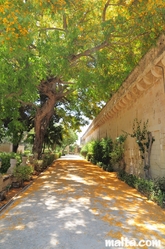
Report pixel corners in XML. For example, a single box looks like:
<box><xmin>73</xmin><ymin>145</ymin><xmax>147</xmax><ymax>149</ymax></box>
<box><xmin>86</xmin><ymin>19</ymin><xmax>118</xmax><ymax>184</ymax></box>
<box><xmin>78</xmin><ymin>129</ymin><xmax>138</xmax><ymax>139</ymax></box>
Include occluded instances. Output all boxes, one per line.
<box><xmin>81</xmin><ymin>51</ymin><xmax>165</xmax><ymax>179</ymax></box>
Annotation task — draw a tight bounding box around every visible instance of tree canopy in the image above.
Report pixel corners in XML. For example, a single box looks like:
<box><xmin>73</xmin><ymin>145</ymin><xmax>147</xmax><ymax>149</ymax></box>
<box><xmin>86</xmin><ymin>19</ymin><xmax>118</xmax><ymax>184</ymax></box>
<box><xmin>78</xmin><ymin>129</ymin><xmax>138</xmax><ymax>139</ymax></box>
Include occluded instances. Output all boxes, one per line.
<box><xmin>0</xmin><ymin>0</ymin><xmax>165</xmax><ymax>157</ymax></box>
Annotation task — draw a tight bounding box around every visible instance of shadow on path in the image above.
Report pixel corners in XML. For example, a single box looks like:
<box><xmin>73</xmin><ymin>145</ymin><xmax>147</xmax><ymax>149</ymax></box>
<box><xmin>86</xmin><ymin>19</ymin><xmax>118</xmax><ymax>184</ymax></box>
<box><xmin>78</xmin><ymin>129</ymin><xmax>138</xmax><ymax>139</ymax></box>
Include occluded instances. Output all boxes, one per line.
<box><xmin>0</xmin><ymin>156</ymin><xmax>165</xmax><ymax>249</ymax></box>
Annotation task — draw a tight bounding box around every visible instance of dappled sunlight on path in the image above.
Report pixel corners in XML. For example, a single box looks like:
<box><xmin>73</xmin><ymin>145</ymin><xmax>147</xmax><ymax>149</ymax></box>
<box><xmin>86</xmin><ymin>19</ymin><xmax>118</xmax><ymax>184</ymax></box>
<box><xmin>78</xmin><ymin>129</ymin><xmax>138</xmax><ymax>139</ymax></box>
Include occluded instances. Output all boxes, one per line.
<box><xmin>0</xmin><ymin>157</ymin><xmax>165</xmax><ymax>249</ymax></box>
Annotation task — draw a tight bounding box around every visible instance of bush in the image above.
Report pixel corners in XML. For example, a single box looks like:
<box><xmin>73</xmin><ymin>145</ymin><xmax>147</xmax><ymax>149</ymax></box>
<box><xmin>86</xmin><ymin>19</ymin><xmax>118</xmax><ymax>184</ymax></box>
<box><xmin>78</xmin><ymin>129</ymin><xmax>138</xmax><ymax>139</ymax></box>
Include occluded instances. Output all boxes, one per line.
<box><xmin>0</xmin><ymin>152</ymin><xmax>22</xmax><ymax>173</ymax></box>
<box><xmin>110</xmin><ymin>134</ymin><xmax>127</xmax><ymax>168</ymax></box>
<box><xmin>34</xmin><ymin>153</ymin><xmax>55</xmax><ymax>172</ymax></box>
<box><xmin>0</xmin><ymin>153</ymin><xmax>11</xmax><ymax>173</ymax></box>
<box><xmin>92</xmin><ymin>140</ymin><xmax>103</xmax><ymax>164</ymax></box>
<box><xmin>44</xmin><ymin>153</ymin><xmax>55</xmax><ymax>165</ymax></box>
<box><xmin>54</xmin><ymin>152</ymin><xmax>60</xmax><ymax>159</ymax></box>
<box><xmin>92</xmin><ymin>138</ymin><xmax>113</xmax><ymax>166</ymax></box>
<box><xmin>154</xmin><ymin>177</ymin><xmax>165</xmax><ymax>191</ymax></box>
<box><xmin>86</xmin><ymin>153</ymin><xmax>93</xmax><ymax>162</ymax></box>
<box><xmin>81</xmin><ymin>136</ymin><xmax>127</xmax><ymax>172</ymax></box>
<box><xmin>13</xmin><ymin>165</ymin><xmax>34</xmax><ymax>182</ymax></box>
<box><xmin>101</xmin><ymin>138</ymin><xmax>113</xmax><ymax>165</ymax></box>
<box><xmin>34</xmin><ymin>160</ymin><xmax>44</xmax><ymax>172</ymax></box>
<box><xmin>80</xmin><ymin>144</ymin><xmax>88</xmax><ymax>158</ymax></box>
<box><xmin>106</xmin><ymin>164</ymin><xmax>114</xmax><ymax>172</ymax></box>
<box><xmin>117</xmin><ymin>170</ymin><xmax>165</xmax><ymax>207</ymax></box>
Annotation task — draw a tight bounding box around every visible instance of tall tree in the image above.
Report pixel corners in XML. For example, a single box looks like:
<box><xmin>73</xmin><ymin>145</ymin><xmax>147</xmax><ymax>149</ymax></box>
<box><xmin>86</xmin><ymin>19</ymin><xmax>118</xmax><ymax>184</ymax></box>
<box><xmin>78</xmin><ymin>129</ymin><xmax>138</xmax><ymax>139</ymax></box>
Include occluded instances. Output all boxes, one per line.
<box><xmin>0</xmin><ymin>0</ymin><xmax>165</xmax><ymax>157</ymax></box>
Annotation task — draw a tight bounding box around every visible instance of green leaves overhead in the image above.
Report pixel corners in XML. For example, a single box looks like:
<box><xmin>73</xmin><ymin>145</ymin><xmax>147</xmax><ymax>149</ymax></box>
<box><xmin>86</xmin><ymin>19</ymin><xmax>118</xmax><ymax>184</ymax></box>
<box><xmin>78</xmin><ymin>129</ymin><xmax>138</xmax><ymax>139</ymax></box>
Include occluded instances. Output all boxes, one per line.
<box><xmin>0</xmin><ymin>0</ymin><xmax>165</xmax><ymax>145</ymax></box>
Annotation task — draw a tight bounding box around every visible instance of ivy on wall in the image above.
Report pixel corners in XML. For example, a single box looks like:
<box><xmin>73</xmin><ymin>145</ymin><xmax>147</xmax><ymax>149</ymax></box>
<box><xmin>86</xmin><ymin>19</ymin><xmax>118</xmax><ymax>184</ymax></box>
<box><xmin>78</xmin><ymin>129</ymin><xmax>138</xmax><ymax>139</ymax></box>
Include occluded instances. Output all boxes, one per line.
<box><xmin>126</xmin><ymin>119</ymin><xmax>155</xmax><ymax>179</ymax></box>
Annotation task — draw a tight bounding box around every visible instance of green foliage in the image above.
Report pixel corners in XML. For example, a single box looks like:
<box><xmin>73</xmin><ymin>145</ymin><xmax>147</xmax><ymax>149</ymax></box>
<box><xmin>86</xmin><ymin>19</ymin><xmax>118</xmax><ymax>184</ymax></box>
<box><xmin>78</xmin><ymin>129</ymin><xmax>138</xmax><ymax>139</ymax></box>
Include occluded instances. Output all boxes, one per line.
<box><xmin>154</xmin><ymin>177</ymin><xmax>165</xmax><ymax>191</ymax></box>
<box><xmin>0</xmin><ymin>0</ymin><xmax>165</xmax><ymax>156</ymax></box>
<box><xmin>43</xmin><ymin>115</ymin><xmax>63</xmax><ymax>151</ymax></box>
<box><xmin>81</xmin><ymin>138</ymin><xmax>113</xmax><ymax>172</ymax></box>
<box><xmin>34</xmin><ymin>153</ymin><xmax>55</xmax><ymax>172</ymax></box>
<box><xmin>130</xmin><ymin>119</ymin><xmax>155</xmax><ymax>158</ymax></box>
<box><xmin>81</xmin><ymin>136</ymin><xmax>127</xmax><ymax>172</ymax></box>
<box><xmin>54</xmin><ymin>152</ymin><xmax>61</xmax><ymax>159</ymax></box>
<box><xmin>127</xmin><ymin>119</ymin><xmax>155</xmax><ymax>179</ymax></box>
<box><xmin>1</xmin><ymin>1</ymin><xmax>164</xmax><ymax>156</ymax></box>
<box><xmin>100</xmin><ymin>138</ymin><xmax>113</xmax><ymax>165</ymax></box>
<box><xmin>13</xmin><ymin>165</ymin><xmax>34</xmax><ymax>181</ymax></box>
<box><xmin>43</xmin><ymin>153</ymin><xmax>55</xmax><ymax>167</ymax></box>
<box><xmin>61</xmin><ymin>128</ymin><xmax>78</xmax><ymax>152</ymax></box>
<box><xmin>0</xmin><ymin>153</ymin><xmax>11</xmax><ymax>174</ymax></box>
<box><xmin>80</xmin><ymin>144</ymin><xmax>89</xmax><ymax>158</ymax></box>
<box><xmin>91</xmin><ymin>140</ymin><xmax>103</xmax><ymax>164</ymax></box>
<box><xmin>117</xmin><ymin>170</ymin><xmax>165</xmax><ymax>207</ymax></box>
<box><xmin>33</xmin><ymin>160</ymin><xmax>44</xmax><ymax>172</ymax></box>
<box><xmin>0</xmin><ymin>152</ymin><xmax>21</xmax><ymax>173</ymax></box>
<box><xmin>91</xmin><ymin>138</ymin><xmax>113</xmax><ymax>167</ymax></box>
<box><xmin>110</xmin><ymin>134</ymin><xmax>127</xmax><ymax>166</ymax></box>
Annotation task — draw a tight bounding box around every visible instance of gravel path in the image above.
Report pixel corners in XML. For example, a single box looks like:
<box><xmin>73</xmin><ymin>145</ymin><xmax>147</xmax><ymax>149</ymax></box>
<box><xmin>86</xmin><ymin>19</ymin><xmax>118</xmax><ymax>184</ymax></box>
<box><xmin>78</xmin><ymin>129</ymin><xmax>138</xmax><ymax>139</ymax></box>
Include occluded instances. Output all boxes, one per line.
<box><xmin>0</xmin><ymin>155</ymin><xmax>165</xmax><ymax>249</ymax></box>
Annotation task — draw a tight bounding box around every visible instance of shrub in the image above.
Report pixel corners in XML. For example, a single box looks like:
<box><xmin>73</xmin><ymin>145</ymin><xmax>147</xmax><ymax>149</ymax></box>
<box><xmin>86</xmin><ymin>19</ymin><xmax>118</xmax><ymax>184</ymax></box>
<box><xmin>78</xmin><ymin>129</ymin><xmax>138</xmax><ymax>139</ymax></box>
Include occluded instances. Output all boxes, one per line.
<box><xmin>85</xmin><ymin>141</ymin><xmax>94</xmax><ymax>161</ymax></box>
<box><xmin>117</xmin><ymin>170</ymin><xmax>165</xmax><ymax>207</ymax></box>
<box><xmin>81</xmin><ymin>138</ymin><xmax>114</xmax><ymax>170</ymax></box>
<box><xmin>34</xmin><ymin>153</ymin><xmax>55</xmax><ymax>172</ymax></box>
<box><xmin>0</xmin><ymin>152</ymin><xmax>21</xmax><ymax>173</ymax></box>
<box><xmin>92</xmin><ymin>138</ymin><xmax>113</xmax><ymax>166</ymax></box>
<box><xmin>54</xmin><ymin>152</ymin><xmax>60</xmax><ymax>159</ymax></box>
<box><xmin>44</xmin><ymin>153</ymin><xmax>55</xmax><ymax>165</ymax></box>
<box><xmin>154</xmin><ymin>177</ymin><xmax>165</xmax><ymax>191</ymax></box>
<box><xmin>13</xmin><ymin>165</ymin><xmax>34</xmax><ymax>182</ymax></box>
<box><xmin>80</xmin><ymin>144</ymin><xmax>88</xmax><ymax>158</ymax></box>
<box><xmin>110</xmin><ymin>134</ymin><xmax>127</xmax><ymax>169</ymax></box>
<box><xmin>86</xmin><ymin>152</ymin><xmax>93</xmax><ymax>161</ymax></box>
<box><xmin>0</xmin><ymin>153</ymin><xmax>11</xmax><ymax>173</ymax></box>
<box><xmin>34</xmin><ymin>160</ymin><xmax>44</xmax><ymax>172</ymax></box>
<box><xmin>106</xmin><ymin>164</ymin><xmax>114</xmax><ymax>172</ymax></box>
<box><xmin>101</xmin><ymin>138</ymin><xmax>113</xmax><ymax>165</ymax></box>
<box><xmin>80</xmin><ymin>141</ymin><xmax>95</xmax><ymax>161</ymax></box>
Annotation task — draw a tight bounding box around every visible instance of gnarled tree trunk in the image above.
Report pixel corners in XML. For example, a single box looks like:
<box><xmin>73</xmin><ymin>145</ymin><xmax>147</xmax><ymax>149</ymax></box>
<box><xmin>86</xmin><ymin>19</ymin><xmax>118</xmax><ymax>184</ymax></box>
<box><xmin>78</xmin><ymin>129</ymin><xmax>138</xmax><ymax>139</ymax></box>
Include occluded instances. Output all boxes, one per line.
<box><xmin>144</xmin><ymin>132</ymin><xmax>154</xmax><ymax>179</ymax></box>
<box><xmin>32</xmin><ymin>77</ymin><xmax>70</xmax><ymax>159</ymax></box>
<box><xmin>33</xmin><ymin>98</ymin><xmax>56</xmax><ymax>159</ymax></box>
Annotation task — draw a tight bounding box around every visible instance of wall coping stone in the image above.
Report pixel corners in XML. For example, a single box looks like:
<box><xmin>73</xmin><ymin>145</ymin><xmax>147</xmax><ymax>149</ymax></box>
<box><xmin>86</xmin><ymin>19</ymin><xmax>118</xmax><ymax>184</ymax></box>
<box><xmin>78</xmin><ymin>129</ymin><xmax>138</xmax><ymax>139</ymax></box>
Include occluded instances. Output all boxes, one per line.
<box><xmin>82</xmin><ymin>35</ymin><xmax>165</xmax><ymax>139</ymax></box>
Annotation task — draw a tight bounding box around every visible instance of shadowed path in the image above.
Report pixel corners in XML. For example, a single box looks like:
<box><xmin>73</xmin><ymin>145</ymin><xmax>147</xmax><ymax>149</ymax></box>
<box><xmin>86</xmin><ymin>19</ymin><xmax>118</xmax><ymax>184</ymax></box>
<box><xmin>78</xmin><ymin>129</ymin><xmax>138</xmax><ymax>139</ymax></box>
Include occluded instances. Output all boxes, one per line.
<box><xmin>0</xmin><ymin>155</ymin><xmax>165</xmax><ymax>249</ymax></box>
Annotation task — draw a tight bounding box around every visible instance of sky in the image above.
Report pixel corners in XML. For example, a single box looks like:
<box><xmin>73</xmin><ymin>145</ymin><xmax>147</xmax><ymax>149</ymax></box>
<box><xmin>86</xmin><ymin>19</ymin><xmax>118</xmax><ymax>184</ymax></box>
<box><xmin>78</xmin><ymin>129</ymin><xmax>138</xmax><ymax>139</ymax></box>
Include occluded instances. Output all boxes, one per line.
<box><xmin>76</xmin><ymin>122</ymin><xmax>91</xmax><ymax>145</ymax></box>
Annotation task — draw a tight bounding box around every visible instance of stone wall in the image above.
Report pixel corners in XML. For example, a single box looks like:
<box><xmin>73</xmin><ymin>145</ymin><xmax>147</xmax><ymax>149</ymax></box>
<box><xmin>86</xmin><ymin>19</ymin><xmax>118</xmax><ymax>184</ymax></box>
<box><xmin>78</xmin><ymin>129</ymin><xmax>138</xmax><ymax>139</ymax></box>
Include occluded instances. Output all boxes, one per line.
<box><xmin>81</xmin><ymin>35</ymin><xmax>165</xmax><ymax>179</ymax></box>
<box><xmin>0</xmin><ymin>143</ymin><xmax>24</xmax><ymax>153</ymax></box>
<box><xmin>0</xmin><ymin>143</ymin><xmax>12</xmax><ymax>153</ymax></box>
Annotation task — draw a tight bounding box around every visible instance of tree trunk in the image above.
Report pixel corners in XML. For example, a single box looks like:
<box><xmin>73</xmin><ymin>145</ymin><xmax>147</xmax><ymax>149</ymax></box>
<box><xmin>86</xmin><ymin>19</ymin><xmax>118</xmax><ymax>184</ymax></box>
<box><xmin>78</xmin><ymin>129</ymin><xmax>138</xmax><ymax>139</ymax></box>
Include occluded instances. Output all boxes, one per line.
<box><xmin>33</xmin><ymin>98</ymin><xmax>56</xmax><ymax>159</ymax></box>
<box><xmin>12</xmin><ymin>131</ymin><xmax>23</xmax><ymax>153</ymax></box>
<box><xmin>144</xmin><ymin>132</ymin><xmax>153</xmax><ymax>179</ymax></box>
<box><xmin>32</xmin><ymin>77</ymin><xmax>71</xmax><ymax>159</ymax></box>
<box><xmin>12</xmin><ymin>144</ymin><xmax>19</xmax><ymax>153</ymax></box>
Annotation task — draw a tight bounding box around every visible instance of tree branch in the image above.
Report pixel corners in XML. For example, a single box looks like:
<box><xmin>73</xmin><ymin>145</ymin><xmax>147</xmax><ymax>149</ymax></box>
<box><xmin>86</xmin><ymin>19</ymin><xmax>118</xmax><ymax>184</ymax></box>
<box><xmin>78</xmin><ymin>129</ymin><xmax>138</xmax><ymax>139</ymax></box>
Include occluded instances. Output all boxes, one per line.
<box><xmin>63</xmin><ymin>13</ymin><xmax>67</xmax><ymax>30</ymax></box>
<box><xmin>56</xmin><ymin>88</ymin><xmax>74</xmax><ymax>101</ymax></box>
<box><xmin>102</xmin><ymin>0</ymin><xmax>111</xmax><ymax>22</ymax></box>
<box><xmin>18</xmin><ymin>100</ymin><xmax>37</xmax><ymax>109</ymax></box>
<box><xmin>69</xmin><ymin>41</ymin><xmax>109</xmax><ymax>63</ymax></box>
<box><xmin>5</xmin><ymin>89</ymin><xmax>23</xmax><ymax>99</ymax></box>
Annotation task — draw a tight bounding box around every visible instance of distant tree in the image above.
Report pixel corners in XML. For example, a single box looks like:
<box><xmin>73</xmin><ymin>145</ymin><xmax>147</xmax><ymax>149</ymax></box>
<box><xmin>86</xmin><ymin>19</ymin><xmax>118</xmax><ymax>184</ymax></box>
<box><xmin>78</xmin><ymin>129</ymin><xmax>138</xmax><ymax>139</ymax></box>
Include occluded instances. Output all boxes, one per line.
<box><xmin>2</xmin><ymin>105</ymin><xmax>34</xmax><ymax>152</ymax></box>
<box><xmin>61</xmin><ymin>129</ymin><xmax>78</xmax><ymax>154</ymax></box>
<box><xmin>43</xmin><ymin>114</ymin><xmax>63</xmax><ymax>153</ymax></box>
